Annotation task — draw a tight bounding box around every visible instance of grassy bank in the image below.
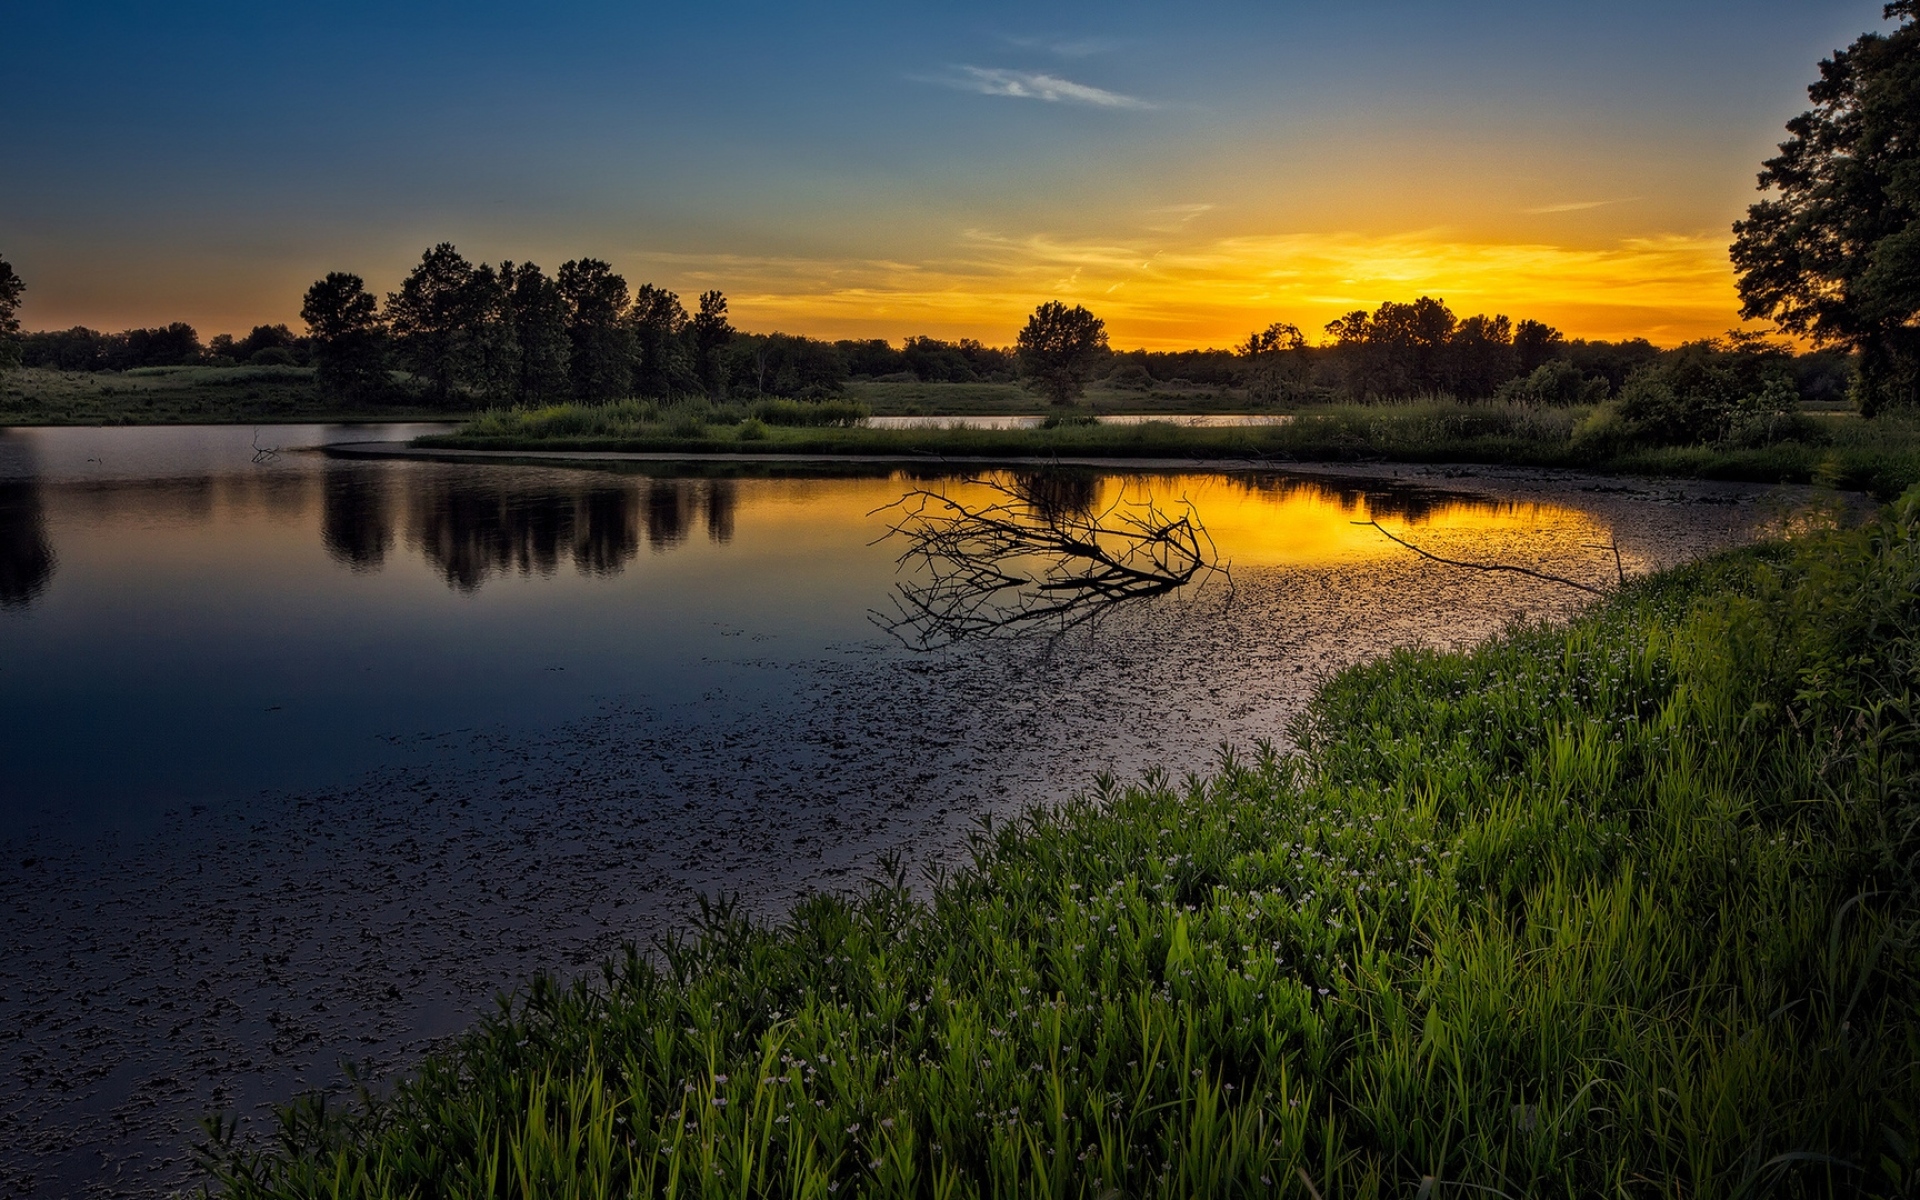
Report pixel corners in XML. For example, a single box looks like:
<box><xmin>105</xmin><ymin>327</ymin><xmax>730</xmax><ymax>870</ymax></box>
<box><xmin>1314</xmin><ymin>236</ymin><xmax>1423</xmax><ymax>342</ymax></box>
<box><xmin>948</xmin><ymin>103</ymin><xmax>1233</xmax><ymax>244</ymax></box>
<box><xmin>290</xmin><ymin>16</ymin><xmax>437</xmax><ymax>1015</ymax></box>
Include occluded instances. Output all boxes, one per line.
<box><xmin>0</xmin><ymin>366</ymin><xmax>467</xmax><ymax>425</ymax></box>
<box><xmin>424</xmin><ymin>399</ymin><xmax>1920</xmax><ymax>501</ymax></box>
<box><xmin>201</xmin><ymin>496</ymin><xmax>1919</xmax><ymax>1198</ymax></box>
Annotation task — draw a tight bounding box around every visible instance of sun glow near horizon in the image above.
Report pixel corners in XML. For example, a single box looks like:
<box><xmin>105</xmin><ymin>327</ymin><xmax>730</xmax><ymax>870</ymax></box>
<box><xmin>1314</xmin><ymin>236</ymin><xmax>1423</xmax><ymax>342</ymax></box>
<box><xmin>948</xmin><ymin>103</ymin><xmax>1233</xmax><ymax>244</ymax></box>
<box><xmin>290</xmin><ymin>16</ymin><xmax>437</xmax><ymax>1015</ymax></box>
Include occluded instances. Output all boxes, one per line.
<box><xmin>710</xmin><ymin>227</ymin><xmax>1754</xmax><ymax>351</ymax></box>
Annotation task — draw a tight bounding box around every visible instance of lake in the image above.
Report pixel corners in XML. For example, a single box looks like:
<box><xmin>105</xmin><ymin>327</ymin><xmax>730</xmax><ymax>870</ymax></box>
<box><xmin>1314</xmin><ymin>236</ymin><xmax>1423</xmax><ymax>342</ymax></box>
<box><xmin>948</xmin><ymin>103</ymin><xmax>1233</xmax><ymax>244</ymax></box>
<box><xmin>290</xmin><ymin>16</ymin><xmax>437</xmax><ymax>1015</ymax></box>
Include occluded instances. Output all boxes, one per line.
<box><xmin>0</xmin><ymin>424</ymin><xmax>1819</xmax><ymax>1197</ymax></box>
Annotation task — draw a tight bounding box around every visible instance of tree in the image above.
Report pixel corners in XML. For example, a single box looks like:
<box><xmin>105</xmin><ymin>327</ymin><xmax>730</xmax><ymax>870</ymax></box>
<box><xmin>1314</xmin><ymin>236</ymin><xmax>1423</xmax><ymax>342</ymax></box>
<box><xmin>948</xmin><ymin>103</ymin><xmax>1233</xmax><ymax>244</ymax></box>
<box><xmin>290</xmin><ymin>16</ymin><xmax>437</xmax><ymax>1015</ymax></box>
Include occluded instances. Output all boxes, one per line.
<box><xmin>301</xmin><ymin>272</ymin><xmax>390</xmax><ymax>401</ymax></box>
<box><xmin>688</xmin><ymin>290</ymin><xmax>734</xmax><ymax>399</ymax></box>
<box><xmin>1238</xmin><ymin>322</ymin><xmax>1308</xmax><ymax>403</ymax></box>
<box><xmin>1511</xmin><ymin>319</ymin><xmax>1566</xmax><ymax>376</ymax></box>
<box><xmin>1441</xmin><ymin>313</ymin><xmax>1518</xmax><ymax>398</ymax></box>
<box><xmin>1325</xmin><ymin>298</ymin><xmax>1455</xmax><ymax>397</ymax></box>
<box><xmin>386</xmin><ymin>243</ymin><xmax>479</xmax><ymax>401</ymax></box>
<box><xmin>557</xmin><ymin>259</ymin><xmax>634</xmax><ymax>403</ymax></box>
<box><xmin>0</xmin><ymin>254</ymin><xmax>24</xmax><ymax>372</ymax></box>
<box><xmin>503</xmin><ymin>262</ymin><xmax>570</xmax><ymax>404</ymax></box>
<box><xmin>629</xmin><ymin>283</ymin><xmax>690</xmax><ymax>397</ymax></box>
<box><xmin>1016</xmin><ymin>301</ymin><xmax>1108</xmax><ymax>405</ymax></box>
<box><xmin>1732</xmin><ymin>2</ymin><xmax>1920</xmax><ymax>414</ymax></box>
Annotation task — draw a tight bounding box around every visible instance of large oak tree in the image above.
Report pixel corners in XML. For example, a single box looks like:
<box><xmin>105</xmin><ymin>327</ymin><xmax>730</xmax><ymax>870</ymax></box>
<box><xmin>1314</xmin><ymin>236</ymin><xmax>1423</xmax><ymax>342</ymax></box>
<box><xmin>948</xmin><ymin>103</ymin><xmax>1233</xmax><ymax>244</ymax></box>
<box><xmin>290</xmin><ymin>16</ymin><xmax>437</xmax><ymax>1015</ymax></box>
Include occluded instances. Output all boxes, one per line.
<box><xmin>1732</xmin><ymin>2</ymin><xmax>1920</xmax><ymax>414</ymax></box>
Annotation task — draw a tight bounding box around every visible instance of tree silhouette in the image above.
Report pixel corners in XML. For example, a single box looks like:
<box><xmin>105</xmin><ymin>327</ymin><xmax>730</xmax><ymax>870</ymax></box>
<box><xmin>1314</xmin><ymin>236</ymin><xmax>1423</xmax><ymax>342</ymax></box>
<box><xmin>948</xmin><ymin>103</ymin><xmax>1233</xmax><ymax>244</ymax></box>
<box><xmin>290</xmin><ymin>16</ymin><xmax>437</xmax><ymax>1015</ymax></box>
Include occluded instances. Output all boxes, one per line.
<box><xmin>0</xmin><ymin>253</ymin><xmax>24</xmax><ymax>372</ymax></box>
<box><xmin>630</xmin><ymin>283</ymin><xmax>691</xmax><ymax>398</ymax></box>
<box><xmin>689</xmin><ymin>290</ymin><xmax>734</xmax><ymax>399</ymax></box>
<box><xmin>1732</xmin><ymin>1</ymin><xmax>1920</xmax><ymax>413</ymax></box>
<box><xmin>1016</xmin><ymin>301</ymin><xmax>1108</xmax><ymax>405</ymax></box>
<box><xmin>1238</xmin><ymin>322</ymin><xmax>1307</xmax><ymax>404</ymax></box>
<box><xmin>387</xmin><ymin>243</ymin><xmax>479</xmax><ymax>402</ymax></box>
<box><xmin>558</xmin><ymin>259</ymin><xmax>634</xmax><ymax>403</ymax></box>
<box><xmin>300</xmin><ymin>273</ymin><xmax>389</xmax><ymax>401</ymax></box>
<box><xmin>503</xmin><ymin>261</ymin><xmax>571</xmax><ymax>404</ymax></box>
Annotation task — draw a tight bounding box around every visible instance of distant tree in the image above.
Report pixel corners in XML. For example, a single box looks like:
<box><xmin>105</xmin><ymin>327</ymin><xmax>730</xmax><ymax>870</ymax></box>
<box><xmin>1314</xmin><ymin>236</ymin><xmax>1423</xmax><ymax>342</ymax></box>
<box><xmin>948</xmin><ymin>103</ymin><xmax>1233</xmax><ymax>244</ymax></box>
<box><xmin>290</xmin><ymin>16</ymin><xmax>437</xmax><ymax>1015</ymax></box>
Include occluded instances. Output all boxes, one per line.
<box><xmin>1512</xmin><ymin>319</ymin><xmax>1567</xmax><ymax>376</ymax></box>
<box><xmin>688</xmin><ymin>290</ymin><xmax>734</xmax><ymax>399</ymax></box>
<box><xmin>557</xmin><ymin>258</ymin><xmax>634</xmax><ymax>403</ymax></box>
<box><xmin>233</xmin><ymin>323</ymin><xmax>304</xmax><ymax>365</ymax></box>
<box><xmin>1732</xmin><ymin>1</ymin><xmax>1920</xmax><ymax>414</ymax></box>
<box><xmin>835</xmin><ymin>338</ymin><xmax>908</xmax><ymax>378</ymax></box>
<box><xmin>1441</xmin><ymin>313</ymin><xmax>1518</xmax><ymax>398</ymax></box>
<box><xmin>0</xmin><ymin>254</ymin><xmax>24</xmax><ymax>372</ymax></box>
<box><xmin>629</xmin><ymin>283</ymin><xmax>690</xmax><ymax>397</ymax></box>
<box><xmin>1326</xmin><ymin>298</ymin><xmax>1455</xmax><ymax>397</ymax></box>
<box><xmin>301</xmin><ymin>272</ymin><xmax>390</xmax><ymax>401</ymax></box>
<box><xmin>1566</xmin><ymin>337</ymin><xmax>1660</xmax><ymax>394</ymax></box>
<box><xmin>1238</xmin><ymin>322</ymin><xmax>1308</xmax><ymax>403</ymax></box>
<box><xmin>1016</xmin><ymin>301</ymin><xmax>1108</xmax><ymax>405</ymax></box>
<box><xmin>503</xmin><ymin>262</ymin><xmax>571</xmax><ymax>404</ymax></box>
<box><xmin>115</xmin><ymin>323</ymin><xmax>203</xmax><ymax>368</ymax></box>
<box><xmin>386</xmin><ymin>243</ymin><xmax>479</xmax><ymax>401</ymax></box>
<box><xmin>740</xmin><ymin>332</ymin><xmax>848</xmax><ymax>397</ymax></box>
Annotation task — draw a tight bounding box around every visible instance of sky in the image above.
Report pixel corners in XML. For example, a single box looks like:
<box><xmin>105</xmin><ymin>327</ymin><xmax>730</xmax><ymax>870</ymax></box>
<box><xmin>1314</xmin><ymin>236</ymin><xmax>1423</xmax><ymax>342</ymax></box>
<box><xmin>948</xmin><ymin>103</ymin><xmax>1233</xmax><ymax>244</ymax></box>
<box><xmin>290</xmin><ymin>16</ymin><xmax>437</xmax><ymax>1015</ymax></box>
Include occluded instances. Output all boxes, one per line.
<box><xmin>0</xmin><ymin>0</ymin><xmax>1897</xmax><ymax>349</ymax></box>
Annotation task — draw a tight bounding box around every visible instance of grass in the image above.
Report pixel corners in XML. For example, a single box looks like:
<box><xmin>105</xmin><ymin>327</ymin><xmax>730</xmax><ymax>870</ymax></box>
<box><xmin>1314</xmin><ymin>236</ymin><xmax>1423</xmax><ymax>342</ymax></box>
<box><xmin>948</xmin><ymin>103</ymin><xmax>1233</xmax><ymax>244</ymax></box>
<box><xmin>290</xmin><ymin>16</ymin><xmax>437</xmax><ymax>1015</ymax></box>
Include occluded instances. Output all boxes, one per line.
<box><xmin>844</xmin><ymin>380</ymin><xmax>1250</xmax><ymax>415</ymax></box>
<box><xmin>425</xmin><ymin>398</ymin><xmax>1920</xmax><ymax>501</ymax></box>
<box><xmin>198</xmin><ymin>492</ymin><xmax>1920</xmax><ymax>1198</ymax></box>
<box><xmin>0</xmin><ymin>366</ymin><xmax>467</xmax><ymax>424</ymax></box>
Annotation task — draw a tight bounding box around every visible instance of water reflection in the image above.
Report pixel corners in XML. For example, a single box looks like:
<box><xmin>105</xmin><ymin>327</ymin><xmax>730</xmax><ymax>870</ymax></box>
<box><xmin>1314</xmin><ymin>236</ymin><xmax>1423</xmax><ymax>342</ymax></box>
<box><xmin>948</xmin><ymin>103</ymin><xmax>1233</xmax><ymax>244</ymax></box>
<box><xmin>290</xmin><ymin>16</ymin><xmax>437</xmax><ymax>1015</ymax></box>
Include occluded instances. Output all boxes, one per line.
<box><xmin>321</xmin><ymin>466</ymin><xmax>393</xmax><ymax>572</ymax></box>
<box><xmin>405</xmin><ymin>476</ymin><xmax>740</xmax><ymax>591</ymax></box>
<box><xmin>0</xmin><ymin>480</ymin><xmax>54</xmax><ymax>610</ymax></box>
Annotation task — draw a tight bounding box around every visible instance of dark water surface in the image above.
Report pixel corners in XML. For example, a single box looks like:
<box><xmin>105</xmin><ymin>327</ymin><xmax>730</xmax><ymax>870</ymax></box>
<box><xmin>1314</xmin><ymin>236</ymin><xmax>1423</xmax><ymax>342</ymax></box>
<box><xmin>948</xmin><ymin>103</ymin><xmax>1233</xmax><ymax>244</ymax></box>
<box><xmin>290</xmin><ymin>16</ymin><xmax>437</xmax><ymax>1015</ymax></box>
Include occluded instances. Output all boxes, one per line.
<box><xmin>0</xmin><ymin>425</ymin><xmax>1826</xmax><ymax>1196</ymax></box>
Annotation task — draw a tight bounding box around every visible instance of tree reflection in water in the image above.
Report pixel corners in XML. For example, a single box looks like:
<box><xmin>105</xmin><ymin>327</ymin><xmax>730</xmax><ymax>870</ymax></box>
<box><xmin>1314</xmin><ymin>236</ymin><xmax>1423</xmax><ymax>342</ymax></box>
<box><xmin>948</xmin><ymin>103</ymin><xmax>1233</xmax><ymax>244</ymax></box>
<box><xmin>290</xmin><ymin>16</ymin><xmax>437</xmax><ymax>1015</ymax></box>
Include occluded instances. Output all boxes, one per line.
<box><xmin>874</xmin><ymin>471</ymin><xmax>1227</xmax><ymax>650</ymax></box>
<box><xmin>0</xmin><ymin>479</ymin><xmax>55</xmax><ymax>610</ymax></box>
<box><xmin>320</xmin><ymin>465</ymin><xmax>393</xmax><ymax>572</ymax></box>
<box><xmin>407</xmin><ymin>474</ymin><xmax>738</xmax><ymax>591</ymax></box>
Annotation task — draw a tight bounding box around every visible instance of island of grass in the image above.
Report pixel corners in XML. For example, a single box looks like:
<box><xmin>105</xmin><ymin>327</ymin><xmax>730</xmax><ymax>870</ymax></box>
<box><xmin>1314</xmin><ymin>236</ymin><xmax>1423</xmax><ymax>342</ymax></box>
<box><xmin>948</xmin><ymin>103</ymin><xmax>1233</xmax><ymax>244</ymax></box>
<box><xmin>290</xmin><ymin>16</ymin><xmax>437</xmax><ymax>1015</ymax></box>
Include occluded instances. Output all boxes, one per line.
<box><xmin>415</xmin><ymin>394</ymin><xmax>1920</xmax><ymax>502</ymax></box>
<box><xmin>200</xmin><ymin>491</ymin><xmax>1920</xmax><ymax>1199</ymax></box>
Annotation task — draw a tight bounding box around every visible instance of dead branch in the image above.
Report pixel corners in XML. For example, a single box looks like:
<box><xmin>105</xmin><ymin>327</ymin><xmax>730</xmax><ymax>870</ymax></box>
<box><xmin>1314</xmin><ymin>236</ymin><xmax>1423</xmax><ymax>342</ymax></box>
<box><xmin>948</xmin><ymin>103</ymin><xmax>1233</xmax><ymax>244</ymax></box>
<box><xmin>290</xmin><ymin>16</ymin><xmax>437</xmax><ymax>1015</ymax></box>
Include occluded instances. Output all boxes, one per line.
<box><xmin>872</xmin><ymin>476</ymin><xmax>1231</xmax><ymax>650</ymax></box>
<box><xmin>1353</xmin><ymin>519</ymin><xmax>1608</xmax><ymax>595</ymax></box>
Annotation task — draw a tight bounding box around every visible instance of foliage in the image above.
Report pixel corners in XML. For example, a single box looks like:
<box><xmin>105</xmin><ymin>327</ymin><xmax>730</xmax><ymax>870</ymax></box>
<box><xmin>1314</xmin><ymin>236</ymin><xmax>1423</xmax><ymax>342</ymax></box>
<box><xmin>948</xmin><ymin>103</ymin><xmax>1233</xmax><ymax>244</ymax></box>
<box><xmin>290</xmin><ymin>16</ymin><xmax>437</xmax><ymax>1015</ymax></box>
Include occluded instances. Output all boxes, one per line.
<box><xmin>1495</xmin><ymin>359</ymin><xmax>1609</xmax><ymax>408</ymax></box>
<box><xmin>690</xmin><ymin>290</ymin><xmax>735</xmax><ymax>400</ymax></box>
<box><xmin>1732</xmin><ymin>1</ymin><xmax>1920</xmax><ymax>414</ymax></box>
<box><xmin>1016</xmin><ymin>302</ymin><xmax>1109</xmax><ymax>405</ymax></box>
<box><xmin>558</xmin><ymin>259</ymin><xmax>636</xmax><ymax>404</ymax></box>
<box><xmin>504</xmin><ymin>261</ymin><xmax>573</xmax><ymax>405</ymax></box>
<box><xmin>0</xmin><ymin>254</ymin><xmax>23</xmax><ymax>373</ymax></box>
<box><xmin>1610</xmin><ymin>335</ymin><xmax>1811</xmax><ymax>446</ymax></box>
<box><xmin>200</xmin><ymin>498</ymin><xmax>1920</xmax><ymax>1198</ymax></box>
<box><xmin>386</xmin><ymin>243</ymin><xmax>485</xmax><ymax>401</ymax></box>
<box><xmin>301</xmin><ymin>274</ymin><xmax>391</xmax><ymax>403</ymax></box>
<box><xmin>1237</xmin><ymin>323</ymin><xmax>1310</xmax><ymax>404</ymax></box>
<box><xmin>748</xmin><ymin>397</ymin><xmax>869</xmax><ymax>427</ymax></box>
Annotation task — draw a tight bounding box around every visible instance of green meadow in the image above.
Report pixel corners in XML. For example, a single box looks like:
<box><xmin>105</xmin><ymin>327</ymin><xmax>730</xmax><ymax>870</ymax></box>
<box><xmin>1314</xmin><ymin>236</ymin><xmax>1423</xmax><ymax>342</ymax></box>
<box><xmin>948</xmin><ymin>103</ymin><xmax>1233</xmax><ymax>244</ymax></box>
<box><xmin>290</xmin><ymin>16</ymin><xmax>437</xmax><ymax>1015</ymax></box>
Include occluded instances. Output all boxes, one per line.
<box><xmin>199</xmin><ymin>489</ymin><xmax>1920</xmax><ymax>1198</ymax></box>
<box><xmin>0</xmin><ymin>366</ymin><xmax>455</xmax><ymax>425</ymax></box>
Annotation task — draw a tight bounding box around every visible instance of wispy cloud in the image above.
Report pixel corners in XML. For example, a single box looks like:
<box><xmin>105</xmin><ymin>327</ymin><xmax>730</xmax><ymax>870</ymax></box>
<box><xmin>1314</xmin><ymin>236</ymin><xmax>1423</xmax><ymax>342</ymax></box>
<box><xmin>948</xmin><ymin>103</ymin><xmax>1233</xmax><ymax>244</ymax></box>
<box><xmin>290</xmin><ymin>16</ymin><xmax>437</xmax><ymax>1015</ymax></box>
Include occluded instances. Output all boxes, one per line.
<box><xmin>926</xmin><ymin>66</ymin><xmax>1155</xmax><ymax>110</ymax></box>
<box><xmin>998</xmin><ymin>34</ymin><xmax>1123</xmax><ymax>58</ymax></box>
<box><xmin>1523</xmin><ymin>197</ymin><xmax>1640</xmax><ymax>214</ymax></box>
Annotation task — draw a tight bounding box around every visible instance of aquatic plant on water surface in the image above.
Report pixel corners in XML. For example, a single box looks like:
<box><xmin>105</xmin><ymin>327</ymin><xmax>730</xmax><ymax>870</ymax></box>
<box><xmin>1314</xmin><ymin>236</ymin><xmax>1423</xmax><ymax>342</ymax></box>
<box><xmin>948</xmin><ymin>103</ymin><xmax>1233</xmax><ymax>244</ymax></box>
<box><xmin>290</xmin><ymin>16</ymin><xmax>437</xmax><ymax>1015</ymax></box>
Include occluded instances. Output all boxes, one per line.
<box><xmin>199</xmin><ymin>493</ymin><xmax>1920</xmax><ymax>1198</ymax></box>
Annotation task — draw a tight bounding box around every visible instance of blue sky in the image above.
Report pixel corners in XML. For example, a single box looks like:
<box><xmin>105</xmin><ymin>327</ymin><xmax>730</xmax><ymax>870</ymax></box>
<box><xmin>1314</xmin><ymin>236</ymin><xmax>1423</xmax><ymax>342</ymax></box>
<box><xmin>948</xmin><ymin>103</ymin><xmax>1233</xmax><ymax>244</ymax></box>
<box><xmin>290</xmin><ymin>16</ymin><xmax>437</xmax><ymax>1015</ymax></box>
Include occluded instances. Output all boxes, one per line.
<box><xmin>0</xmin><ymin>1</ymin><xmax>1895</xmax><ymax>345</ymax></box>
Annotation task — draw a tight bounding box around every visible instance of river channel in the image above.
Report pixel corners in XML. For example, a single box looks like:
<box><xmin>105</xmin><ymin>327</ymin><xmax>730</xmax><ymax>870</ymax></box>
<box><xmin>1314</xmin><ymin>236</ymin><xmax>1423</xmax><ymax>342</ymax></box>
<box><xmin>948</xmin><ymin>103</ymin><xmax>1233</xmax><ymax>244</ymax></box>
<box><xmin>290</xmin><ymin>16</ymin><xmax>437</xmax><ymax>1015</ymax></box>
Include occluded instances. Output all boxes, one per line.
<box><xmin>0</xmin><ymin>424</ymin><xmax>1831</xmax><ymax>1197</ymax></box>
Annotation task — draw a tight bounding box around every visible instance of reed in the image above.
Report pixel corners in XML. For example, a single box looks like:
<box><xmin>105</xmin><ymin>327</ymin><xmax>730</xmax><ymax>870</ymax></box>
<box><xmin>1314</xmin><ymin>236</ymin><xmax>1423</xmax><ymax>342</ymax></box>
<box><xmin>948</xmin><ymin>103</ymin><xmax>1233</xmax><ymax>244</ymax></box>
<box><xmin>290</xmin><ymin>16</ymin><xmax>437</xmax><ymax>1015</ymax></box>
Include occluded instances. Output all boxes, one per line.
<box><xmin>198</xmin><ymin>491</ymin><xmax>1920</xmax><ymax>1198</ymax></box>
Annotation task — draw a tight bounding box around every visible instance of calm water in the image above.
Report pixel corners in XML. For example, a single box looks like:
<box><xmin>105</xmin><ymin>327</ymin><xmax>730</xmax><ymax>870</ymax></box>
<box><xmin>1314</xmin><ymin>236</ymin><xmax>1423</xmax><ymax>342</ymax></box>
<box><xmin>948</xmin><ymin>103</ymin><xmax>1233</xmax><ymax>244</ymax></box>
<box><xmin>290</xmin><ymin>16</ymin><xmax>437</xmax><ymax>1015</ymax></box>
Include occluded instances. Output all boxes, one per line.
<box><xmin>0</xmin><ymin>425</ymin><xmax>1813</xmax><ymax>1197</ymax></box>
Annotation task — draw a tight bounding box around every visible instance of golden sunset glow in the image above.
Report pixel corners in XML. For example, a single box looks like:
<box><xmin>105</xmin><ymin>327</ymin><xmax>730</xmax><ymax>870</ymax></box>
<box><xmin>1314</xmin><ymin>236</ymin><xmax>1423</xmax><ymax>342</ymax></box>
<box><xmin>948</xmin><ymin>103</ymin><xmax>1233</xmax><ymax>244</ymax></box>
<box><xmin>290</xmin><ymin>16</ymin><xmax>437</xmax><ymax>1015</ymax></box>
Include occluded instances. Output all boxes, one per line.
<box><xmin>709</xmin><ymin>230</ymin><xmax>1751</xmax><ymax>350</ymax></box>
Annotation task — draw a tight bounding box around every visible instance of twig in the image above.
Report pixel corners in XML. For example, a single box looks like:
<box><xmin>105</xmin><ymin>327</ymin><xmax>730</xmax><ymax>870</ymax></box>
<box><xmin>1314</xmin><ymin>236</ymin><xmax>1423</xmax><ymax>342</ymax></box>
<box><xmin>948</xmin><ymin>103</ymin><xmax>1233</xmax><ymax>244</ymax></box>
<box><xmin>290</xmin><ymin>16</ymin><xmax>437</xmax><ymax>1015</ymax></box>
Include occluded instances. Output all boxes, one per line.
<box><xmin>871</xmin><ymin>476</ymin><xmax>1229</xmax><ymax>649</ymax></box>
<box><xmin>1354</xmin><ymin>520</ymin><xmax>1604</xmax><ymax>595</ymax></box>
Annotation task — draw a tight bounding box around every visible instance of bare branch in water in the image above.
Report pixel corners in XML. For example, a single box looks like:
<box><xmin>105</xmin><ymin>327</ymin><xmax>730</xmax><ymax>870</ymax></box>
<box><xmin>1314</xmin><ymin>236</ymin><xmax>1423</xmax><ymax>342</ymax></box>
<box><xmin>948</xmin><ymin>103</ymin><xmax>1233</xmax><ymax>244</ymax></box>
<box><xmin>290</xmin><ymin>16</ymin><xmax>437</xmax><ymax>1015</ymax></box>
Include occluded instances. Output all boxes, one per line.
<box><xmin>872</xmin><ymin>475</ymin><xmax>1231</xmax><ymax>650</ymax></box>
<box><xmin>1353</xmin><ymin>519</ymin><xmax>1610</xmax><ymax>595</ymax></box>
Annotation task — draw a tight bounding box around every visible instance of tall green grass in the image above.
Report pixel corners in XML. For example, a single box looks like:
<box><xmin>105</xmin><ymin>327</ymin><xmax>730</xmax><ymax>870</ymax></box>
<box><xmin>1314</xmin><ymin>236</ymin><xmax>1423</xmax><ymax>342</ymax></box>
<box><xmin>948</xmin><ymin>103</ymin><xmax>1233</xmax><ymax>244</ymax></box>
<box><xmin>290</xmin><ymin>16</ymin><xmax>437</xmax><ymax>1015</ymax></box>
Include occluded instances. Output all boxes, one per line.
<box><xmin>428</xmin><ymin>399</ymin><xmax>1920</xmax><ymax>500</ymax></box>
<box><xmin>200</xmin><ymin>495</ymin><xmax>1920</xmax><ymax>1198</ymax></box>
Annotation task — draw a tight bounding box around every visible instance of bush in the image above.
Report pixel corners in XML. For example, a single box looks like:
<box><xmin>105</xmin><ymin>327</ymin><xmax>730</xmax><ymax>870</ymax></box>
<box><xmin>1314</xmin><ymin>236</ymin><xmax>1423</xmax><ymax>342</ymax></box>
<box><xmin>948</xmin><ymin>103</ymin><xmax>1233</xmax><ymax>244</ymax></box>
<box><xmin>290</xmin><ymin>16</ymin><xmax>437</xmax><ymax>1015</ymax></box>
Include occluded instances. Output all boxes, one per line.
<box><xmin>1494</xmin><ymin>359</ymin><xmax>1608</xmax><ymax>407</ymax></box>
<box><xmin>749</xmin><ymin>397</ymin><xmax>869</xmax><ymax>427</ymax></box>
